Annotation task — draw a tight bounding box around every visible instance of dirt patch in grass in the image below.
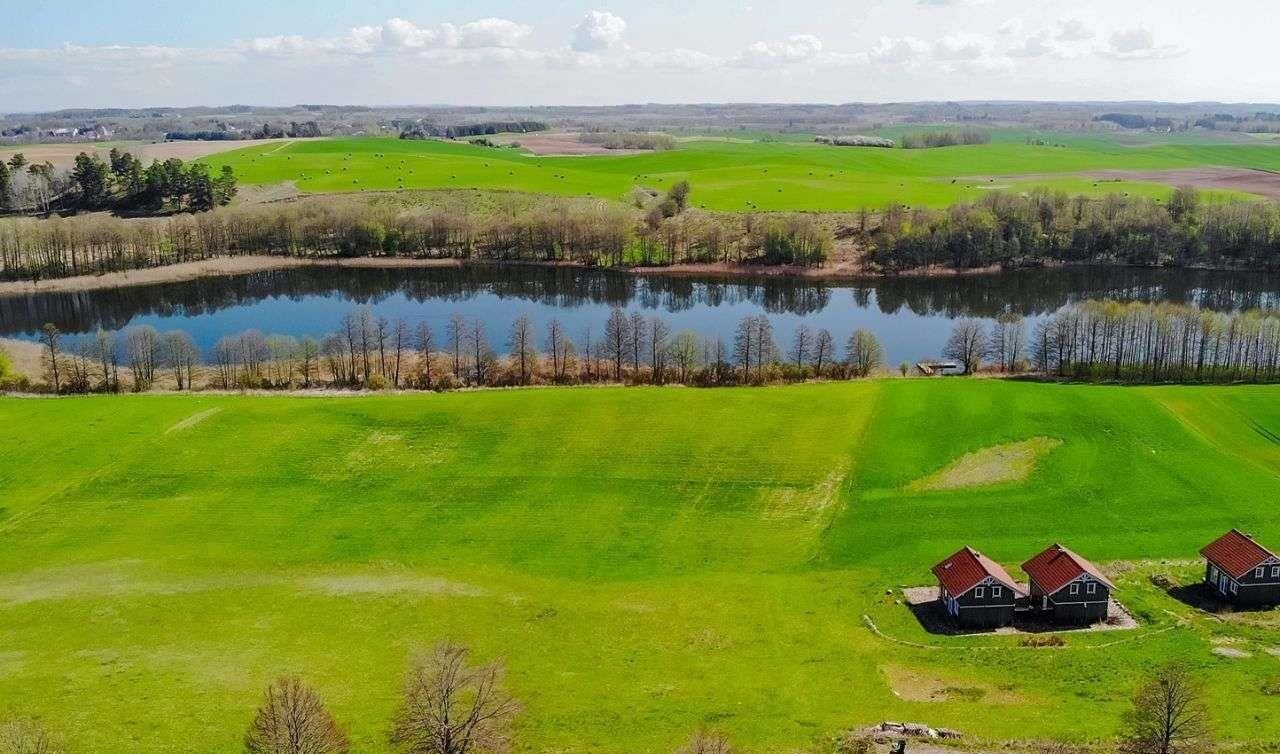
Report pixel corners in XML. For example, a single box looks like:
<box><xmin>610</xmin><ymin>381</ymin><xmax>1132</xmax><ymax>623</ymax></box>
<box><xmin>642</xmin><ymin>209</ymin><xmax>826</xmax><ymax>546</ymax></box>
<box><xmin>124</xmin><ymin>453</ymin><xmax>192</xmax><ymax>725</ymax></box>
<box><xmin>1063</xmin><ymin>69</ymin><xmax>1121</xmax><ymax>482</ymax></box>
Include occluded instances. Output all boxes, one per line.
<box><xmin>0</xmin><ymin>560</ymin><xmax>207</xmax><ymax>605</ymax></box>
<box><xmin>166</xmin><ymin>408</ymin><xmax>223</xmax><ymax>434</ymax></box>
<box><xmin>301</xmin><ymin>574</ymin><xmax>486</xmax><ymax>598</ymax></box>
<box><xmin>762</xmin><ymin>465</ymin><xmax>847</xmax><ymax>522</ymax></box>
<box><xmin>881</xmin><ymin>665</ymin><xmax>1022</xmax><ymax>703</ymax></box>
<box><xmin>1090</xmin><ymin>168</ymin><xmax>1280</xmax><ymax>200</ymax></box>
<box><xmin>907</xmin><ymin>437</ymin><xmax>1061</xmax><ymax>492</ymax></box>
<box><xmin>973</xmin><ymin>167</ymin><xmax>1280</xmax><ymax>200</ymax></box>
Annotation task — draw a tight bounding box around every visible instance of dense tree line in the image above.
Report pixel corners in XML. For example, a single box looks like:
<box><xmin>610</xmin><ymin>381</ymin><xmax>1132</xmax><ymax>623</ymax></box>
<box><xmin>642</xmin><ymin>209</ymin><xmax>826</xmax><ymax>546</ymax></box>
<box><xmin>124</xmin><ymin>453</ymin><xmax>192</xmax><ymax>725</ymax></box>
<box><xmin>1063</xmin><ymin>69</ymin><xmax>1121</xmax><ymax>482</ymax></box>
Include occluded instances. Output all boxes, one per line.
<box><xmin>0</xmin><ymin>148</ymin><xmax>236</xmax><ymax>218</ymax></box>
<box><xmin>29</xmin><ymin>307</ymin><xmax>885</xmax><ymax>393</ymax></box>
<box><xmin>867</xmin><ymin>188</ymin><xmax>1280</xmax><ymax>272</ymax></box>
<box><xmin>400</xmin><ymin>121</ymin><xmax>548</xmax><ymax>139</ymax></box>
<box><xmin>0</xmin><ymin>193</ymin><xmax>830</xmax><ymax>282</ymax></box>
<box><xmin>579</xmin><ymin>132</ymin><xmax>676</xmax><ymax>150</ymax></box>
<box><xmin>900</xmin><ymin>129</ymin><xmax>991</xmax><ymax>149</ymax></box>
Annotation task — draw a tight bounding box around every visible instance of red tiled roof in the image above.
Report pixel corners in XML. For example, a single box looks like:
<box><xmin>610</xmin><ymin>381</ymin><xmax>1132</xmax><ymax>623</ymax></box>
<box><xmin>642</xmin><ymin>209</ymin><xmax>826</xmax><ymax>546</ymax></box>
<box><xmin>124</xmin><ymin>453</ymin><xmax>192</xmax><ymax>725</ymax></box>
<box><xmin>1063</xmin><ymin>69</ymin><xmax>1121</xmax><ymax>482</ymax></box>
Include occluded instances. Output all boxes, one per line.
<box><xmin>932</xmin><ymin>546</ymin><xmax>1026</xmax><ymax>597</ymax></box>
<box><xmin>1021</xmin><ymin>544</ymin><xmax>1114</xmax><ymax>595</ymax></box>
<box><xmin>1201</xmin><ymin>529</ymin><xmax>1277</xmax><ymax>579</ymax></box>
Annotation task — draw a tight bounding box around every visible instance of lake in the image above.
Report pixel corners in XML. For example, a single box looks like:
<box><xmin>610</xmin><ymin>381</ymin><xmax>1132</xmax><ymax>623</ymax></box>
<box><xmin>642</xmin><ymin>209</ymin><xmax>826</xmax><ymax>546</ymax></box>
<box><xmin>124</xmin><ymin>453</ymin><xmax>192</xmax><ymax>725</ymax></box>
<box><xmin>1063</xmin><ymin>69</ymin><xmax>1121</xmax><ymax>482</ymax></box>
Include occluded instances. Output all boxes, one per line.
<box><xmin>3</xmin><ymin>264</ymin><xmax>1280</xmax><ymax>365</ymax></box>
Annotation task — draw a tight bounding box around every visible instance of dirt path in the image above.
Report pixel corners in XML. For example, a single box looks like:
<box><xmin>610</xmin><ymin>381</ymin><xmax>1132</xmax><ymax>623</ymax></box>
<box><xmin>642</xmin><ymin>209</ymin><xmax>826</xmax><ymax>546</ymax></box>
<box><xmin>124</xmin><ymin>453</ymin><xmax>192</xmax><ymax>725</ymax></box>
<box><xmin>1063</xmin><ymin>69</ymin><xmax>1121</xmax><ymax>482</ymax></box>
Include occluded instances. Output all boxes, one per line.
<box><xmin>0</xmin><ymin>138</ymin><xmax>297</xmax><ymax>169</ymax></box>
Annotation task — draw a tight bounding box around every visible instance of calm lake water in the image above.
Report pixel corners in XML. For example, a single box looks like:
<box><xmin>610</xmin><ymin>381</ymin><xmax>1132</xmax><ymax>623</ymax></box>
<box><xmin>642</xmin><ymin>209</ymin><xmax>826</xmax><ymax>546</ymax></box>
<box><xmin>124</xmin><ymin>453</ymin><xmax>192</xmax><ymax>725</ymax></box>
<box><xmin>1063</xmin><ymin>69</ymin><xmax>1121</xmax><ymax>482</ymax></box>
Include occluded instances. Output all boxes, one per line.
<box><xmin>4</xmin><ymin>265</ymin><xmax>1280</xmax><ymax>365</ymax></box>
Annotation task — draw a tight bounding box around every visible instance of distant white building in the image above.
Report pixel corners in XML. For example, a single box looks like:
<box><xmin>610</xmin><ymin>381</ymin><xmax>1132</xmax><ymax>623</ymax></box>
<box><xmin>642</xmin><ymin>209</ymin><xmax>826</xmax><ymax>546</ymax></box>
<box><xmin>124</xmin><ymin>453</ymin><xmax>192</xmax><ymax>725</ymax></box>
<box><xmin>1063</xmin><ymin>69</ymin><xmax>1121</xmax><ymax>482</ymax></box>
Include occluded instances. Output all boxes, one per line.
<box><xmin>916</xmin><ymin>359</ymin><xmax>966</xmax><ymax>376</ymax></box>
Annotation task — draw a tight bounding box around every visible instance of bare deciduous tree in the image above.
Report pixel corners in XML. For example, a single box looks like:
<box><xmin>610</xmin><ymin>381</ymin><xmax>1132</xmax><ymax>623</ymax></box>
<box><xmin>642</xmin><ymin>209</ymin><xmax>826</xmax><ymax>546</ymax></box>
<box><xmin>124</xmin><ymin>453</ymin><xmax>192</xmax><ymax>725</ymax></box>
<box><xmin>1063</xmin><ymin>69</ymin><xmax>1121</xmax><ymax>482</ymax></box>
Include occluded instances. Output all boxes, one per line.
<box><xmin>161</xmin><ymin>330</ymin><xmax>200</xmax><ymax>391</ymax></box>
<box><xmin>468</xmin><ymin>320</ymin><xmax>494</xmax><ymax>386</ymax></box>
<box><xmin>0</xmin><ymin>719</ymin><xmax>60</xmax><ymax>754</ymax></box>
<box><xmin>1120</xmin><ymin>664</ymin><xmax>1211</xmax><ymax>754</ymax></box>
<box><xmin>671</xmin><ymin>331</ymin><xmax>700</xmax><ymax>384</ymax></box>
<box><xmin>509</xmin><ymin>314</ymin><xmax>536</xmax><ymax>385</ymax></box>
<box><xmin>415</xmin><ymin>322</ymin><xmax>435</xmax><ymax>389</ymax></box>
<box><xmin>677</xmin><ymin>730</ymin><xmax>735</xmax><ymax>754</ymax></box>
<box><xmin>846</xmin><ymin>329</ymin><xmax>884</xmax><ymax>378</ymax></box>
<box><xmin>390</xmin><ymin>643</ymin><xmax>520</xmax><ymax>754</ymax></box>
<box><xmin>789</xmin><ymin>323</ymin><xmax>813</xmax><ymax>372</ymax></box>
<box><xmin>813</xmin><ymin>328</ymin><xmax>835</xmax><ymax>376</ymax></box>
<box><xmin>39</xmin><ymin>323</ymin><xmax>61</xmax><ymax>393</ymax></box>
<box><xmin>649</xmin><ymin>316</ymin><xmax>670</xmax><ymax>384</ymax></box>
<box><xmin>448</xmin><ymin>313</ymin><xmax>466</xmax><ymax>379</ymax></box>
<box><xmin>244</xmin><ymin>676</ymin><xmax>349</xmax><ymax>754</ymax></box>
<box><xmin>944</xmin><ymin>319</ymin><xmax>987</xmax><ymax>374</ymax></box>
<box><xmin>297</xmin><ymin>337</ymin><xmax>320</xmax><ymax>388</ymax></box>
<box><xmin>603</xmin><ymin>309</ymin><xmax>630</xmax><ymax>381</ymax></box>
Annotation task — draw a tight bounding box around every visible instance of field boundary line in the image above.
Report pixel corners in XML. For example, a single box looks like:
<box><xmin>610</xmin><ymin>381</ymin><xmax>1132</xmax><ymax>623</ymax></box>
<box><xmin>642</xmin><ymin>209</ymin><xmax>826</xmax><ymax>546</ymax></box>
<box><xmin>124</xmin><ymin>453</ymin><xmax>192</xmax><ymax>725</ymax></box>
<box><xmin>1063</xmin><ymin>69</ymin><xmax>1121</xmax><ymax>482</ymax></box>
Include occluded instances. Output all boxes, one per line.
<box><xmin>263</xmin><ymin>140</ymin><xmax>298</xmax><ymax>155</ymax></box>
<box><xmin>863</xmin><ymin>614</ymin><xmax>1182</xmax><ymax>652</ymax></box>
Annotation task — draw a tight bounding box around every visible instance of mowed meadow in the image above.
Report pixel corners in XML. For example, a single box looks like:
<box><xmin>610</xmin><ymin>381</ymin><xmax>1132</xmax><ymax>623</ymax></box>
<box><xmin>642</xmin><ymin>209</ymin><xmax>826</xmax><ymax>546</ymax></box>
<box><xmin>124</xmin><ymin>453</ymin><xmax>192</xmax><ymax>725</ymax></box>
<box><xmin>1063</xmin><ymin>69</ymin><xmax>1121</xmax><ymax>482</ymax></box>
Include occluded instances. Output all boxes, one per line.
<box><xmin>205</xmin><ymin>131</ymin><xmax>1280</xmax><ymax>211</ymax></box>
<box><xmin>3</xmin><ymin>381</ymin><xmax>1280</xmax><ymax>753</ymax></box>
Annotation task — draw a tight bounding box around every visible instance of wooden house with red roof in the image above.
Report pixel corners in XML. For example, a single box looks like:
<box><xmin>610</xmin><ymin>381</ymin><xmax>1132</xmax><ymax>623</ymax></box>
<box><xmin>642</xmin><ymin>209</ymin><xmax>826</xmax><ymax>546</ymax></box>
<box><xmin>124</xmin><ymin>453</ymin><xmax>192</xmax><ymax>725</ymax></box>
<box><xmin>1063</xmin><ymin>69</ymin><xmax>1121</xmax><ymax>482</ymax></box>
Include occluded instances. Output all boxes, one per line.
<box><xmin>1021</xmin><ymin>544</ymin><xmax>1114</xmax><ymax>624</ymax></box>
<box><xmin>932</xmin><ymin>546</ymin><xmax>1026</xmax><ymax>628</ymax></box>
<box><xmin>1201</xmin><ymin>530</ymin><xmax>1280</xmax><ymax>606</ymax></box>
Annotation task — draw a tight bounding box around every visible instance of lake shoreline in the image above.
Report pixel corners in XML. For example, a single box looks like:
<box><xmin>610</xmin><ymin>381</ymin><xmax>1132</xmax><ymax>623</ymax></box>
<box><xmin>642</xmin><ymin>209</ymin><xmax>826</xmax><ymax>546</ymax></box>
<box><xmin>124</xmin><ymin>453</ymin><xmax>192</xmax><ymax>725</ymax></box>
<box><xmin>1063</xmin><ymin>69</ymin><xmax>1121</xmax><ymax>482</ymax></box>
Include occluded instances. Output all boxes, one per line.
<box><xmin>0</xmin><ymin>255</ymin><xmax>1029</xmax><ymax>296</ymax></box>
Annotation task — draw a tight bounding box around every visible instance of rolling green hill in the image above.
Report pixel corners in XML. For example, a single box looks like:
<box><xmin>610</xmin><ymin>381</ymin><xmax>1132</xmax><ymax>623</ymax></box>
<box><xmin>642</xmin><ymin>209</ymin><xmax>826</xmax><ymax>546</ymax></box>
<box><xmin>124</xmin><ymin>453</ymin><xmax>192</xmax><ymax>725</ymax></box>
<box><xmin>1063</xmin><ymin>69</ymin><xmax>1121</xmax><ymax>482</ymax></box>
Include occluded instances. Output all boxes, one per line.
<box><xmin>204</xmin><ymin>132</ymin><xmax>1279</xmax><ymax>211</ymax></box>
<box><xmin>3</xmin><ymin>381</ymin><xmax>1280</xmax><ymax>752</ymax></box>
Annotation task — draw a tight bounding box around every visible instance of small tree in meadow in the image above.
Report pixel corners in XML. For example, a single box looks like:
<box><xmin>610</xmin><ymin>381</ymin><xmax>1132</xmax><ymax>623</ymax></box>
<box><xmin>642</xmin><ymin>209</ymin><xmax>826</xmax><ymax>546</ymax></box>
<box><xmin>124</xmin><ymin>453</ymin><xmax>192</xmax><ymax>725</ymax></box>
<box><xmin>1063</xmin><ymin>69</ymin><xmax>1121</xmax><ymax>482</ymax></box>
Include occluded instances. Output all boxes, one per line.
<box><xmin>1120</xmin><ymin>663</ymin><xmax>1211</xmax><ymax>754</ymax></box>
<box><xmin>244</xmin><ymin>677</ymin><xmax>349</xmax><ymax>754</ymax></box>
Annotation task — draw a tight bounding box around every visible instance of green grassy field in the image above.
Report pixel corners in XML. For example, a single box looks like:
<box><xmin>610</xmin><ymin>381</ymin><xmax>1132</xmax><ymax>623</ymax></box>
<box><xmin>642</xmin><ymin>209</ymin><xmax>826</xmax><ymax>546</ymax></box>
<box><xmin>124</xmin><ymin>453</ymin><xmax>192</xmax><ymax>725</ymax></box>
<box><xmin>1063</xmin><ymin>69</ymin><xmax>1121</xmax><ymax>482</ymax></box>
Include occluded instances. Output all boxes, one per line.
<box><xmin>204</xmin><ymin>130</ymin><xmax>1279</xmax><ymax>211</ymax></box>
<box><xmin>3</xmin><ymin>381</ymin><xmax>1280</xmax><ymax>753</ymax></box>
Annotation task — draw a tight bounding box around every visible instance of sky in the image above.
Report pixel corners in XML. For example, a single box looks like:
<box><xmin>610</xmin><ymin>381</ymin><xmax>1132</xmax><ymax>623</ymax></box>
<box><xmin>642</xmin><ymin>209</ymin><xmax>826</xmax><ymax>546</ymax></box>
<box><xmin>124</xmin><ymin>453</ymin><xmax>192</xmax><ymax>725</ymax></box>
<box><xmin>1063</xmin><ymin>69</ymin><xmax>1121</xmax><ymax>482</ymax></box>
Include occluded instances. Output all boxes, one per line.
<box><xmin>1</xmin><ymin>0</ymin><xmax>1277</xmax><ymax>111</ymax></box>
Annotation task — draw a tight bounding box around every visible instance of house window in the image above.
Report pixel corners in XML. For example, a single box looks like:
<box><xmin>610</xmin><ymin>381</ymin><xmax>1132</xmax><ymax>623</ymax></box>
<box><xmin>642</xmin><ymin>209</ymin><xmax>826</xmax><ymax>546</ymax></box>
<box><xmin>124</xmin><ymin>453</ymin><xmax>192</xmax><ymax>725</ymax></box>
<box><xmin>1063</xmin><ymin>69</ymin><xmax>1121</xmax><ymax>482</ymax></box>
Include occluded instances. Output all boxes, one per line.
<box><xmin>1255</xmin><ymin>567</ymin><xmax>1265</xmax><ymax>579</ymax></box>
<box><xmin>1209</xmin><ymin>565</ymin><xmax>1218</xmax><ymax>580</ymax></box>
<box><xmin>992</xmin><ymin>586</ymin><xmax>1002</xmax><ymax>598</ymax></box>
<box><xmin>1272</xmin><ymin>566</ymin><xmax>1280</xmax><ymax>579</ymax></box>
<box><xmin>1086</xmin><ymin>582</ymin><xmax>1097</xmax><ymax>595</ymax></box>
<box><xmin>1069</xmin><ymin>583</ymin><xmax>1080</xmax><ymax>595</ymax></box>
<box><xmin>975</xmin><ymin>587</ymin><xmax>985</xmax><ymax>598</ymax></box>
<box><xmin>1231</xmin><ymin>580</ymin><xmax>1239</xmax><ymax>594</ymax></box>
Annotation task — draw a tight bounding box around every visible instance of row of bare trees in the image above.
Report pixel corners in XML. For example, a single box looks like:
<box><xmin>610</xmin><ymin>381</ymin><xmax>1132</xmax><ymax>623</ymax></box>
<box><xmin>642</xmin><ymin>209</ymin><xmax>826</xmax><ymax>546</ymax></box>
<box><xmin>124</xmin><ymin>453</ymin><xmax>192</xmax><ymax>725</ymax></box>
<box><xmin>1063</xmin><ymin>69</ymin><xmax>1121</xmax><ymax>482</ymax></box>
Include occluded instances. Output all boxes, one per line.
<box><xmin>245</xmin><ymin>642</ymin><xmax>516</xmax><ymax>754</ymax></box>
<box><xmin>32</xmin><ymin>301</ymin><xmax>1280</xmax><ymax>392</ymax></box>
<box><xmin>0</xmin><ymin>193</ymin><xmax>833</xmax><ymax>283</ymax></box>
<box><xmin>34</xmin><ymin>308</ymin><xmax>888</xmax><ymax>393</ymax></box>
<box><xmin>1030</xmin><ymin>300</ymin><xmax>1280</xmax><ymax>382</ymax></box>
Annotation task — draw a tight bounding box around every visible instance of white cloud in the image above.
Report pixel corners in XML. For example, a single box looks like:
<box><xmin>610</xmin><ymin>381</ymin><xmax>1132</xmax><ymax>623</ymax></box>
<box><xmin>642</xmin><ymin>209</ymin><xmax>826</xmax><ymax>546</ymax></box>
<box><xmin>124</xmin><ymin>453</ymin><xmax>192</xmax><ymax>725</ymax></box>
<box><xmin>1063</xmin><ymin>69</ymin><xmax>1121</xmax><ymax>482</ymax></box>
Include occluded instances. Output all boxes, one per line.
<box><xmin>916</xmin><ymin>0</ymin><xmax>993</xmax><ymax>6</ymax></box>
<box><xmin>237</xmin><ymin>17</ymin><xmax>529</xmax><ymax>58</ymax></box>
<box><xmin>932</xmin><ymin>33</ymin><xmax>989</xmax><ymax>61</ymax></box>
<box><xmin>572</xmin><ymin>11</ymin><xmax>628</xmax><ymax>52</ymax></box>
<box><xmin>1105</xmin><ymin>27</ymin><xmax>1185</xmax><ymax>60</ymax></box>
<box><xmin>867</xmin><ymin>35</ymin><xmax>930</xmax><ymax>65</ymax></box>
<box><xmin>1056</xmin><ymin>19</ymin><xmax>1094</xmax><ymax>42</ymax></box>
<box><xmin>732</xmin><ymin>34</ymin><xmax>823</xmax><ymax>68</ymax></box>
<box><xmin>1007</xmin><ymin>32</ymin><xmax>1052</xmax><ymax>59</ymax></box>
<box><xmin>455</xmin><ymin>18</ymin><xmax>531</xmax><ymax>49</ymax></box>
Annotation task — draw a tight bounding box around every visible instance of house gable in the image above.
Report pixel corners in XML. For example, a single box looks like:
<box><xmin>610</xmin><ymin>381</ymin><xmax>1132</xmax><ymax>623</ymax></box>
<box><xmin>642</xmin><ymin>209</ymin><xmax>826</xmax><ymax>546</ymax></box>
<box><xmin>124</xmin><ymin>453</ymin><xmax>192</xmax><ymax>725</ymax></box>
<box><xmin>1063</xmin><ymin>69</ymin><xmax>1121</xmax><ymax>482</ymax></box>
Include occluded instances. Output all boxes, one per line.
<box><xmin>1044</xmin><ymin>572</ymin><xmax>1110</xmax><ymax>602</ymax></box>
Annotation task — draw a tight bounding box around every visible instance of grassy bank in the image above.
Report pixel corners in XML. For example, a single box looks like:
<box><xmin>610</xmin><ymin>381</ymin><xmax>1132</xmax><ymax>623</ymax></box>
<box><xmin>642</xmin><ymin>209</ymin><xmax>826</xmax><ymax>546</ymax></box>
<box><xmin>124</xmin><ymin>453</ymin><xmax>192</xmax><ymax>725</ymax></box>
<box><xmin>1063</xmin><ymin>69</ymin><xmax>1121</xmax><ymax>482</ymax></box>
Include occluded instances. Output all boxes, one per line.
<box><xmin>204</xmin><ymin>132</ymin><xmax>1272</xmax><ymax>211</ymax></box>
<box><xmin>2</xmin><ymin>381</ymin><xmax>1280</xmax><ymax>752</ymax></box>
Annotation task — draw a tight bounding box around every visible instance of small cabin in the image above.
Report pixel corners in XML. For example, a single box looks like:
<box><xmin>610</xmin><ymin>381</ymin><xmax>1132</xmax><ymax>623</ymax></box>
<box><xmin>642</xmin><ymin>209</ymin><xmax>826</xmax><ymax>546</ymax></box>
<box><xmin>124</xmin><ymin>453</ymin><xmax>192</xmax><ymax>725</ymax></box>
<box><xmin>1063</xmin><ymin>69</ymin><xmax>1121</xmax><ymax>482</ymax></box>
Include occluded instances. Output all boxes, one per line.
<box><xmin>932</xmin><ymin>546</ymin><xmax>1026</xmax><ymax>628</ymax></box>
<box><xmin>1201</xmin><ymin>529</ymin><xmax>1280</xmax><ymax>606</ymax></box>
<box><xmin>1022</xmin><ymin>544</ymin><xmax>1114</xmax><ymax>624</ymax></box>
<box><xmin>916</xmin><ymin>360</ymin><xmax>966</xmax><ymax>377</ymax></box>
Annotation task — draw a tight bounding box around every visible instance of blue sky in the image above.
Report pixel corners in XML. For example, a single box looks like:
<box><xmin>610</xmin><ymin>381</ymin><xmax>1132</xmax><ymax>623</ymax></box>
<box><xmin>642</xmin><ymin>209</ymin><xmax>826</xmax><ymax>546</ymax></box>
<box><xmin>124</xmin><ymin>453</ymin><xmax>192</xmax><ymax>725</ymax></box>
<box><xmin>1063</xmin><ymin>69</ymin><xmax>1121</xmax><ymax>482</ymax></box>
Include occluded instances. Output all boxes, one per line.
<box><xmin>1</xmin><ymin>0</ymin><xmax>1276</xmax><ymax>111</ymax></box>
